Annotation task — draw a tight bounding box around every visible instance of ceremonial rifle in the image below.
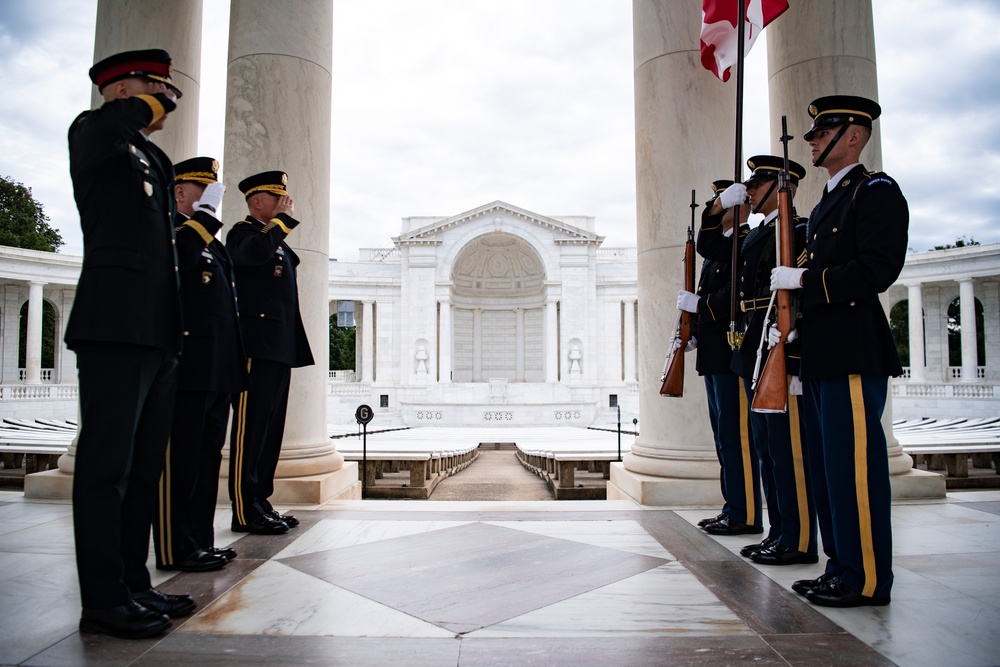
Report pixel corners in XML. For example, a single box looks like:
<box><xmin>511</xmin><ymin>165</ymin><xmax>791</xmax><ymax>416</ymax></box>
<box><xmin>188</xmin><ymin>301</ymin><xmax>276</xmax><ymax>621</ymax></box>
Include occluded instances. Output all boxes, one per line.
<box><xmin>751</xmin><ymin>116</ymin><xmax>794</xmax><ymax>413</ymax></box>
<box><xmin>727</xmin><ymin>0</ymin><xmax>747</xmax><ymax>352</ymax></box>
<box><xmin>660</xmin><ymin>190</ymin><xmax>698</xmax><ymax>397</ymax></box>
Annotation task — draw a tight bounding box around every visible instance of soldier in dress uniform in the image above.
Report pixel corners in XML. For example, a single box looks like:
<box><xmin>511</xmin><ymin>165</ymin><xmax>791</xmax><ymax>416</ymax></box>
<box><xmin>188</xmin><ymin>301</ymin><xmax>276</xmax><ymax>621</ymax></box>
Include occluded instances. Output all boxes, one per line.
<box><xmin>771</xmin><ymin>95</ymin><xmax>907</xmax><ymax>607</ymax></box>
<box><xmin>676</xmin><ymin>180</ymin><xmax>761</xmax><ymax>534</ymax></box>
<box><xmin>227</xmin><ymin>171</ymin><xmax>314</xmax><ymax>535</ymax></box>
<box><xmin>66</xmin><ymin>49</ymin><xmax>195</xmax><ymax>639</ymax></box>
<box><xmin>153</xmin><ymin>157</ymin><xmax>247</xmax><ymax>573</ymax></box>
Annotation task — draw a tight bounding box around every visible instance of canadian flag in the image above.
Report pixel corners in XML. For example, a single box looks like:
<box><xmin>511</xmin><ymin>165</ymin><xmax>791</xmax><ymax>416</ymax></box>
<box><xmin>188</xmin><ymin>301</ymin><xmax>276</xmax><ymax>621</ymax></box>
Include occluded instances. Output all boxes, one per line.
<box><xmin>700</xmin><ymin>0</ymin><xmax>789</xmax><ymax>82</ymax></box>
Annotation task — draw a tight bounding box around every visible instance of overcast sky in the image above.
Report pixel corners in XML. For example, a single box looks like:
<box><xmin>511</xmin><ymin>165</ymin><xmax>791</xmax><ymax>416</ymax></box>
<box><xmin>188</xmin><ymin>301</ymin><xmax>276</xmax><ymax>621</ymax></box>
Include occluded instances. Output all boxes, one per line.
<box><xmin>0</xmin><ymin>1</ymin><xmax>997</xmax><ymax>259</ymax></box>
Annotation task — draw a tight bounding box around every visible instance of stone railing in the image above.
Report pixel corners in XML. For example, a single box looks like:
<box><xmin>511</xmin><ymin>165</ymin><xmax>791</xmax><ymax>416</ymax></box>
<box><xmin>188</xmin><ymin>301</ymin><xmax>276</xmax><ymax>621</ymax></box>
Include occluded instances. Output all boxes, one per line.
<box><xmin>328</xmin><ymin>370</ymin><xmax>357</xmax><ymax>382</ymax></box>
<box><xmin>17</xmin><ymin>369</ymin><xmax>54</xmax><ymax>382</ymax></box>
<box><xmin>0</xmin><ymin>384</ymin><xmax>78</xmax><ymax>400</ymax></box>
<box><xmin>328</xmin><ymin>381</ymin><xmax>371</xmax><ymax>397</ymax></box>
<box><xmin>892</xmin><ymin>382</ymin><xmax>997</xmax><ymax>399</ymax></box>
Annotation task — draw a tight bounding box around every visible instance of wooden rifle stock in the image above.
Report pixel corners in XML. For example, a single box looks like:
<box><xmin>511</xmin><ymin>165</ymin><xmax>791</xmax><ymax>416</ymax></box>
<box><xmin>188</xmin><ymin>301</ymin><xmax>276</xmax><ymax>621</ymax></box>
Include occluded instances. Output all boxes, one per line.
<box><xmin>661</xmin><ymin>190</ymin><xmax>698</xmax><ymax>397</ymax></box>
<box><xmin>751</xmin><ymin>119</ymin><xmax>794</xmax><ymax>413</ymax></box>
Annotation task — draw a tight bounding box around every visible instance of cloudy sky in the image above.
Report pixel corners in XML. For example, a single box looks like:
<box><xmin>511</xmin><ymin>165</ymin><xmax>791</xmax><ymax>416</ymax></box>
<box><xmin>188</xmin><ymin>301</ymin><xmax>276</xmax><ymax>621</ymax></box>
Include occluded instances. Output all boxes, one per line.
<box><xmin>0</xmin><ymin>1</ymin><xmax>997</xmax><ymax>259</ymax></box>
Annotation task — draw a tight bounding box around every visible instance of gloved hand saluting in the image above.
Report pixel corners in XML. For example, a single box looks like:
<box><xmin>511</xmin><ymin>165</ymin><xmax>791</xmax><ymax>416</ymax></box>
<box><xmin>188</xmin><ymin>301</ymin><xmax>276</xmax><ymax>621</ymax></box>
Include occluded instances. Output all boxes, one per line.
<box><xmin>194</xmin><ymin>182</ymin><xmax>225</xmax><ymax>218</ymax></box>
<box><xmin>718</xmin><ymin>183</ymin><xmax>747</xmax><ymax>209</ymax></box>
<box><xmin>676</xmin><ymin>290</ymin><xmax>700</xmax><ymax>313</ymax></box>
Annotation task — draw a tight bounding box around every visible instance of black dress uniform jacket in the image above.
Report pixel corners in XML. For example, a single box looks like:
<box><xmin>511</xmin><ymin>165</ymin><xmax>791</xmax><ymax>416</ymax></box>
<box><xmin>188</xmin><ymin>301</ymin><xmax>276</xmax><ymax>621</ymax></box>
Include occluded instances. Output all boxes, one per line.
<box><xmin>65</xmin><ymin>94</ymin><xmax>182</xmax><ymax>352</ymax></box>
<box><xmin>174</xmin><ymin>211</ymin><xmax>247</xmax><ymax>392</ymax></box>
<box><xmin>694</xmin><ymin>208</ymin><xmax>744</xmax><ymax>376</ymax></box>
<box><xmin>226</xmin><ymin>215</ymin><xmax>314</xmax><ymax>368</ymax></box>
<box><xmin>799</xmin><ymin>165</ymin><xmax>907</xmax><ymax>379</ymax></box>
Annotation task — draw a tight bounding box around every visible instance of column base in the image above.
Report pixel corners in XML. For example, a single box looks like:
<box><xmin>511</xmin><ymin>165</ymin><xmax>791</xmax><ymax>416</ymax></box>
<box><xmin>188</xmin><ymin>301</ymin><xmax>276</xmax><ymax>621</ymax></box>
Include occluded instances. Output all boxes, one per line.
<box><xmin>607</xmin><ymin>462</ymin><xmax>725</xmax><ymax>506</ymax></box>
<box><xmin>23</xmin><ymin>468</ymin><xmax>73</xmax><ymax>499</ymax></box>
<box><xmin>889</xmin><ymin>467</ymin><xmax>947</xmax><ymax>499</ymax></box>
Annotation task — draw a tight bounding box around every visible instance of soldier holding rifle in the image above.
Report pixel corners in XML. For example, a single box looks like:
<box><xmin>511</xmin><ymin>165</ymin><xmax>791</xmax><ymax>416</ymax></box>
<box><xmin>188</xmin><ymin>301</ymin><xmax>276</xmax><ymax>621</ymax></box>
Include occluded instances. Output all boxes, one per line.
<box><xmin>770</xmin><ymin>96</ymin><xmax>907</xmax><ymax>607</ymax></box>
<box><xmin>675</xmin><ymin>181</ymin><xmax>760</xmax><ymax>534</ymax></box>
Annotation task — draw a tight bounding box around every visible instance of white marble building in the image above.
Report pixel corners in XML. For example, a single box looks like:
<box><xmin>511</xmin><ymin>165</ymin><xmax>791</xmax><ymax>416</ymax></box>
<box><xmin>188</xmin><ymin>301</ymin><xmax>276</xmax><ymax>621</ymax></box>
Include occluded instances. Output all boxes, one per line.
<box><xmin>3</xmin><ymin>205</ymin><xmax>996</xmax><ymax>429</ymax></box>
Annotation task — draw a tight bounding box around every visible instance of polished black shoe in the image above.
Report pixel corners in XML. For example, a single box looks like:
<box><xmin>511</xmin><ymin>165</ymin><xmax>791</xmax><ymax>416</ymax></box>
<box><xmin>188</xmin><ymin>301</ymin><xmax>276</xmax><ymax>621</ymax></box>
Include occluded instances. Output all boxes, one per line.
<box><xmin>740</xmin><ymin>537</ymin><xmax>775</xmax><ymax>558</ymax></box>
<box><xmin>132</xmin><ymin>588</ymin><xmax>197</xmax><ymax>618</ymax></box>
<box><xmin>806</xmin><ymin>579</ymin><xmax>890</xmax><ymax>608</ymax></box>
<box><xmin>211</xmin><ymin>546</ymin><xmax>238</xmax><ymax>561</ymax></box>
<box><xmin>80</xmin><ymin>601</ymin><xmax>171</xmax><ymax>639</ymax></box>
<box><xmin>269</xmin><ymin>510</ymin><xmax>299</xmax><ymax>527</ymax></box>
<box><xmin>702</xmin><ymin>517</ymin><xmax>765</xmax><ymax>536</ymax></box>
<box><xmin>750</xmin><ymin>542</ymin><xmax>819</xmax><ymax>566</ymax></box>
<box><xmin>697</xmin><ymin>512</ymin><xmax>726</xmax><ymax>527</ymax></box>
<box><xmin>792</xmin><ymin>572</ymin><xmax>837</xmax><ymax>596</ymax></box>
<box><xmin>232</xmin><ymin>515</ymin><xmax>289</xmax><ymax>535</ymax></box>
<box><xmin>157</xmin><ymin>549</ymin><xmax>228</xmax><ymax>572</ymax></box>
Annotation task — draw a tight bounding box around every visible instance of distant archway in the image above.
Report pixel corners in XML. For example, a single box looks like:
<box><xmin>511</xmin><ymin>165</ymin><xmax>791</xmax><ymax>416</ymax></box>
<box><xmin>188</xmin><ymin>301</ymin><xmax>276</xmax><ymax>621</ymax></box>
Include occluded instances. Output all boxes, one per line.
<box><xmin>17</xmin><ymin>299</ymin><xmax>55</xmax><ymax>377</ymax></box>
<box><xmin>947</xmin><ymin>296</ymin><xmax>985</xmax><ymax>367</ymax></box>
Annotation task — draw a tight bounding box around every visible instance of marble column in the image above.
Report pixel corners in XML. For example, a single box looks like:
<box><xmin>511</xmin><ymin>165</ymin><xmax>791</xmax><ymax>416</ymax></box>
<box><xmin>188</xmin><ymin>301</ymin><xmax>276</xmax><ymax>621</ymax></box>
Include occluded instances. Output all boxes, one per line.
<box><xmin>222</xmin><ymin>0</ymin><xmax>355</xmax><ymax>501</ymax></box>
<box><xmin>91</xmin><ymin>0</ymin><xmax>202</xmax><ymax>162</ymax></box>
<box><xmin>545</xmin><ymin>299</ymin><xmax>559</xmax><ymax>383</ymax></box>
<box><xmin>1</xmin><ymin>287</ymin><xmax>19</xmax><ymax>383</ymax></box>
<box><xmin>907</xmin><ymin>283</ymin><xmax>926</xmax><ymax>382</ymax></box>
<box><xmin>23</xmin><ymin>282</ymin><xmax>45</xmax><ymax>384</ymax></box>
<box><xmin>611</xmin><ymin>1</ymin><xmax>733</xmax><ymax>505</ymax></box>
<box><xmin>983</xmin><ymin>282</ymin><xmax>999</xmax><ymax>381</ymax></box>
<box><xmin>959</xmin><ymin>279</ymin><xmax>979</xmax><ymax>381</ymax></box>
<box><xmin>515</xmin><ymin>308</ymin><xmax>525</xmax><ymax>382</ymax></box>
<box><xmin>766</xmin><ymin>0</ymin><xmax>881</xmax><ymax>205</ymax></box>
<box><xmin>361</xmin><ymin>300</ymin><xmax>374</xmax><ymax>383</ymax></box>
<box><xmin>473</xmin><ymin>309</ymin><xmax>483</xmax><ymax>382</ymax></box>
<box><xmin>623</xmin><ymin>299</ymin><xmax>637</xmax><ymax>383</ymax></box>
<box><xmin>438</xmin><ymin>297</ymin><xmax>452</xmax><ymax>383</ymax></box>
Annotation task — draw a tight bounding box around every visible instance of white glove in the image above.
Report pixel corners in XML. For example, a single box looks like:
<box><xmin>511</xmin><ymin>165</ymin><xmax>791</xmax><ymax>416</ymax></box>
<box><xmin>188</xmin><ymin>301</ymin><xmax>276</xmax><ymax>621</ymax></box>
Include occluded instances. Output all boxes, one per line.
<box><xmin>672</xmin><ymin>336</ymin><xmax>697</xmax><ymax>352</ymax></box>
<box><xmin>767</xmin><ymin>324</ymin><xmax>798</xmax><ymax>348</ymax></box>
<box><xmin>788</xmin><ymin>376</ymin><xmax>803</xmax><ymax>395</ymax></box>
<box><xmin>676</xmin><ymin>290</ymin><xmax>700</xmax><ymax>313</ymax></box>
<box><xmin>194</xmin><ymin>182</ymin><xmax>226</xmax><ymax>216</ymax></box>
<box><xmin>771</xmin><ymin>266</ymin><xmax>805</xmax><ymax>291</ymax></box>
<box><xmin>718</xmin><ymin>183</ymin><xmax>747</xmax><ymax>209</ymax></box>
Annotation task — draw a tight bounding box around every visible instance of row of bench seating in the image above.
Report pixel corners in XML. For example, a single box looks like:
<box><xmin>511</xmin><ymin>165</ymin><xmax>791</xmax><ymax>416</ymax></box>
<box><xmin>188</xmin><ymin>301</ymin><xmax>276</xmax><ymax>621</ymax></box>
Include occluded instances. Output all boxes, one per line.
<box><xmin>894</xmin><ymin>418</ymin><xmax>1000</xmax><ymax>479</ymax></box>
<box><xmin>335</xmin><ymin>440</ymin><xmax>480</xmax><ymax>499</ymax></box>
<box><xmin>0</xmin><ymin>419</ymin><xmax>75</xmax><ymax>474</ymax></box>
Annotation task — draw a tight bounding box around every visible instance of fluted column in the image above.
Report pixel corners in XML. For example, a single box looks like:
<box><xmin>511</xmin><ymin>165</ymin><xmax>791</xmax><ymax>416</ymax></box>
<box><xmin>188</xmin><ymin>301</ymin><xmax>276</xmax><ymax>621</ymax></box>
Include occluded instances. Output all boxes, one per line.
<box><xmin>361</xmin><ymin>300</ymin><xmax>374</xmax><ymax>383</ymax></box>
<box><xmin>515</xmin><ymin>308</ymin><xmax>525</xmax><ymax>382</ymax></box>
<box><xmin>438</xmin><ymin>297</ymin><xmax>452</xmax><ymax>383</ymax></box>
<box><xmin>223</xmin><ymin>0</ymin><xmax>342</xmax><ymax>482</ymax></box>
<box><xmin>623</xmin><ymin>299</ymin><xmax>637</xmax><ymax>383</ymax></box>
<box><xmin>545</xmin><ymin>299</ymin><xmax>558</xmax><ymax>382</ymax></box>
<box><xmin>92</xmin><ymin>0</ymin><xmax>202</xmax><ymax>161</ymax></box>
<box><xmin>959</xmin><ymin>279</ymin><xmax>979</xmax><ymax>382</ymax></box>
<box><xmin>620</xmin><ymin>0</ymin><xmax>731</xmax><ymax>497</ymax></box>
<box><xmin>907</xmin><ymin>283</ymin><xmax>925</xmax><ymax>382</ymax></box>
<box><xmin>766</xmin><ymin>1</ymin><xmax>881</xmax><ymax>205</ymax></box>
<box><xmin>24</xmin><ymin>282</ymin><xmax>45</xmax><ymax>384</ymax></box>
<box><xmin>473</xmin><ymin>309</ymin><xmax>483</xmax><ymax>382</ymax></box>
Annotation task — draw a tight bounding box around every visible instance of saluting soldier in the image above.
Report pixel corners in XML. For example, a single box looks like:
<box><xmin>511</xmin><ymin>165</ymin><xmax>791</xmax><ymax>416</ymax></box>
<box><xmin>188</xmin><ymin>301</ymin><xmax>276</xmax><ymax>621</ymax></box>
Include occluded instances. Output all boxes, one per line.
<box><xmin>676</xmin><ymin>180</ymin><xmax>761</xmax><ymax>535</ymax></box>
<box><xmin>771</xmin><ymin>95</ymin><xmax>907</xmax><ymax>607</ymax></box>
<box><xmin>66</xmin><ymin>49</ymin><xmax>195</xmax><ymax>639</ymax></box>
<box><xmin>227</xmin><ymin>171</ymin><xmax>314</xmax><ymax>535</ymax></box>
<box><xmin>153</xmin><ymin>157</ymin><xmax>247</xmax><ymax>573</ymax></box>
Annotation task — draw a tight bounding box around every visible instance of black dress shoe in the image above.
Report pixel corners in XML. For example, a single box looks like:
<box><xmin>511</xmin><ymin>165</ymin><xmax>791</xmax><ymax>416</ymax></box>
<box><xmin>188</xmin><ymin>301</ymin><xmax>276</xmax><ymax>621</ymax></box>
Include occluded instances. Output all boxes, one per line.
<box><xmin>806</xmin><ymin>579</ymin><xmax>890</xmax><ymax>608</ymax></box>
<box><xmin>792</xmin><ymin>572</ymin><xmax>837</xmax><ymax>596</ymax></box>
<box><xmin>740</xmin><ymin>537</ymin><xmax>775</xmax><ymax>558</ymax></box>
<box><xmin>132</xmin><ymin>588</ymin><xmax>197</xmax><ymax>618</ymax></box>
<box><xmin>157</xmin><ymin>549</ymin><xmax>228</xmax><ymax>572</ymax></box>
<box><xmin>80</xmin><ymin>601</ymin><xmax>171</xmax><ymax>639</ymax></box>
<box><xmin>697</xmin><ymin>512</ymin><xmax>727</xmax><ymax>527</ymax></box>
<box><xmin>749</xmin><ymin>542</ymin><xmax>819</xmax><ymax>565</ymax></box>
<box><xmin>211</xmin><ymin>546</ymin><xmax>238</xmax><ymax>561</ymax></box>
<box><xmin>269</xmin><ymin>510</ymin><xmax>300</xmax><ymax>527</ymax></box>
<box><xmin>232</xmin><ymin>515</ymin><xmax>289</xmax><ymax>535</ymax></box>
<box><xmin>702</xmin><ymin>517</ymin><xmax>765</xmax><ymax>536</ymax></box>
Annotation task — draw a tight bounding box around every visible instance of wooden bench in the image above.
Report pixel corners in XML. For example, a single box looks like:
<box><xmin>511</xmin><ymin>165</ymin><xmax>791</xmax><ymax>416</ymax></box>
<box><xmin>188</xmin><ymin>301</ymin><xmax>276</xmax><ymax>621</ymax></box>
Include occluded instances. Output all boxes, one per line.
<box><xmin>895</xmin><ymin>418</ymin><xmax>1000</xmax><ymax>479</ymax></box>
<box><xmin>516</xmin><ymin>447</ymin><xmax>618</xmax><ymax>499</ymax></box>
<box><xmin>339</xmin><ymin>447</ymin><xmax>479</xmax><ymax>499</ymax></box>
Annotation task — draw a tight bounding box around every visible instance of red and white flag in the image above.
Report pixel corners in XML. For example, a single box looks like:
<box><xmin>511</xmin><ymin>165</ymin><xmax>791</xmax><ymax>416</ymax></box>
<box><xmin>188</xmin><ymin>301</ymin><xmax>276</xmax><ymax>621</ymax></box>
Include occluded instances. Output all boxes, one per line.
<box><xmin>700</xmin><ymin>0</ymin><xmax>789</xmax><ymax>82</ymax></box>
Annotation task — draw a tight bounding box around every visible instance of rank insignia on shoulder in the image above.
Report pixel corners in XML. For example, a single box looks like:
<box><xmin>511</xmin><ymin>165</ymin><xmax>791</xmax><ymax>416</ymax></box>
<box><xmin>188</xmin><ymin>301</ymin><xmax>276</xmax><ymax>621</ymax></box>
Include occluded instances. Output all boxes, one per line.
<box><xmin>143</xmin><ymin>181</ymin><xmax>153</xmax><ymax>196</ymax></box>
<box><xmin>274</xmin><ymin>265</ymin><xmax>283</xmax><ymax>277</ymax></box>
<box><xmin>202</xmin><ymin>271</ymin><xmax>212</xmax><ymax>284</ymax></box>
<box><xmin>867</xmin><ymin>176</ymin><xmax>894</xmax><ymax>187</ymax></box>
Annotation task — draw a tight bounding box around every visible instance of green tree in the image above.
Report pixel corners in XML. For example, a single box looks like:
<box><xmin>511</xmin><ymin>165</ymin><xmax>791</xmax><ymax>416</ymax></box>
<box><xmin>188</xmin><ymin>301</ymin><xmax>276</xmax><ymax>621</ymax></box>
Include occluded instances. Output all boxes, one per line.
<box><xmin>329</xmin><ymin>316</ymin><xmax>357</xmax><ymax>371</ymax></box>
<box><xmin>947</xmin><ymin>297</ymin><xmax>986</xmax><ymax>368</ymax></box>
<box><xmin>0</xmin><ymin>175</ymin><xmax>63</xmax><ymax>251</ymax></box>
<box><xmin>889</xmin><ymin>300</ymin><xmax>909</xmax><ymax>366</ymax></box>
<box><xmin>932</xmin><ymin>236</ymin><xmax>980</xmax><ymax>251</ymax></box>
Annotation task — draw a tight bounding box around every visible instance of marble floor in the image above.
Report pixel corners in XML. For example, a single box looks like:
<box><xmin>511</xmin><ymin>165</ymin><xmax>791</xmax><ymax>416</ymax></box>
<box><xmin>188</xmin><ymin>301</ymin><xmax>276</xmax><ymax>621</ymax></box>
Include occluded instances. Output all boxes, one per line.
<box><xmin>1</xmin><ymin>491</ymin><xmax>998</xmax><ymax>667</ymax></box>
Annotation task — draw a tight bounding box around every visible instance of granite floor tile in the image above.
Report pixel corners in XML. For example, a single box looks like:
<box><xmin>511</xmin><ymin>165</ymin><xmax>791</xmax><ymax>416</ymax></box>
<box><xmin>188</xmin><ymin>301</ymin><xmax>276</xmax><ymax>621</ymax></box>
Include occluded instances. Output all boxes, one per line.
<box><xmin>279</xmin><ymin>521</ymin><xmax>667</xmax><ymax>634</ymax></box>
<box><xmin>761</xmin><ymin>633</ymin><xmax>899</xmax><ymax>667</ymax></box>
<box><xmin>485</xmin><ymin>519</ymin><xmax>675</xmax><ymax>559</ymax></box>
<box><xmin>274</xmin><ymin>518</ymin><xmax>473</xmax><ymax>558</ymax></box>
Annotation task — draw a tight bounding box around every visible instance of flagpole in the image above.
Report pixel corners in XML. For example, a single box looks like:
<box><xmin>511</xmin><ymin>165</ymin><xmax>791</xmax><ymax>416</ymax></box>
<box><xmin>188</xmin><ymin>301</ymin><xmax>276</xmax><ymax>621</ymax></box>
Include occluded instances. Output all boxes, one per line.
<box><xmin>728</xmin><ymin>0</ymin><xmax>747</xmax><ymax>351</ymax></box>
